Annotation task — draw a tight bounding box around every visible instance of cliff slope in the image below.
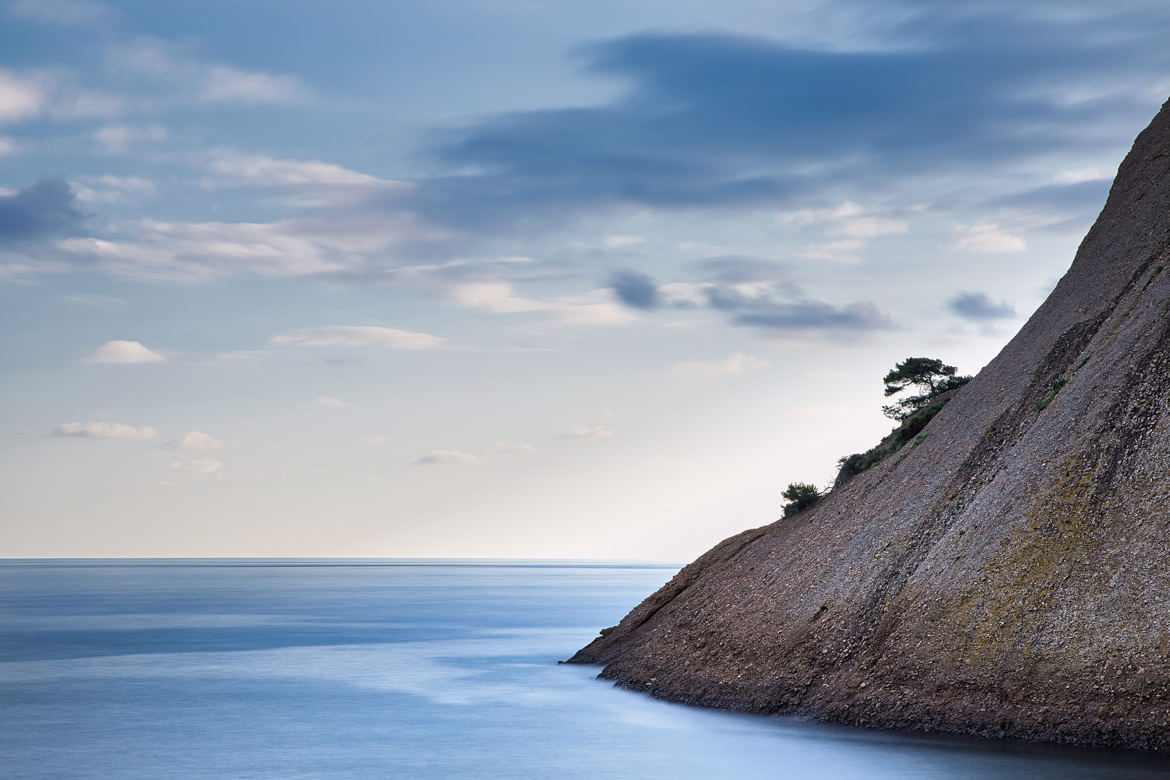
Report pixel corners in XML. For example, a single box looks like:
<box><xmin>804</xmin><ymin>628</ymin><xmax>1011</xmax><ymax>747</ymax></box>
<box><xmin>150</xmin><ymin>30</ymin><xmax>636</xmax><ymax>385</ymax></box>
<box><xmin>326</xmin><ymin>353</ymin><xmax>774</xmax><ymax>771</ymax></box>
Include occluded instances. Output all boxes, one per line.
<box><xmin>569</xmin><ymin>97</ymin><xmax>1170</xmax><ymax>750</ymax></box>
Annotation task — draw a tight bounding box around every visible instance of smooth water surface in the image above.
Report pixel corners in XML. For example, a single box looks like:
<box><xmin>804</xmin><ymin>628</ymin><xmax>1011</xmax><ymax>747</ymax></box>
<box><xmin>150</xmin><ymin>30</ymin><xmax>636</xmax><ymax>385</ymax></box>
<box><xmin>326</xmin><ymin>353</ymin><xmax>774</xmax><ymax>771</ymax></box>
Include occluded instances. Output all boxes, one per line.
<box><xmin>1</xmin><ymin>559</ymin><xmax>1167</xmax><ymax>779</ymax></box>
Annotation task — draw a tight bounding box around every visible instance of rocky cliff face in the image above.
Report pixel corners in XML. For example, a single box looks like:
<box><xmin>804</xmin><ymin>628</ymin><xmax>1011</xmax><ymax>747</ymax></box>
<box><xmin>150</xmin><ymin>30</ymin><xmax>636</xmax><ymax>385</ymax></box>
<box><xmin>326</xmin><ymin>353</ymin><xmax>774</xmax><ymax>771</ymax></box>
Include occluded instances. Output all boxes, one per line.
<box><xmin>569</xmin><ymin>97</ymin><xmax>1170</xmax><ymax>750</ymax></box>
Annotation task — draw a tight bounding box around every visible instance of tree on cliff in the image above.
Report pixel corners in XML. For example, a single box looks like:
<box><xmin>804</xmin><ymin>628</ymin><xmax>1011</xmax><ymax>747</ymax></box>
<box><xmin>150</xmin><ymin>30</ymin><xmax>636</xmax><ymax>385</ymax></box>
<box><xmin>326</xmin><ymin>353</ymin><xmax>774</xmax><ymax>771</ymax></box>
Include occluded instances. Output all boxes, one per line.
<box><xmin>882</xmin><ymin>357</ymin><xmax>971</xmax><ymax>420</ymax></box>
<box><xmin>781</xmin><ymin>482</ymin><xmax>821</xmax><ymax>517</ymax></box>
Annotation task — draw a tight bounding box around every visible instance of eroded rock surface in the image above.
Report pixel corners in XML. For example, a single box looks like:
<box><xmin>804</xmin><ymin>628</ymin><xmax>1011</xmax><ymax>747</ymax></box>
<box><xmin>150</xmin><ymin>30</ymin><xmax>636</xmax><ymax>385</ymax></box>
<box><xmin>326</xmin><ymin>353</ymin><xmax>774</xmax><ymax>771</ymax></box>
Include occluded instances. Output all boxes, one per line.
<box><xmin>569</xmin><ymin>97</ymin><xmax>1170</xmax><ymax>750</ymax></box>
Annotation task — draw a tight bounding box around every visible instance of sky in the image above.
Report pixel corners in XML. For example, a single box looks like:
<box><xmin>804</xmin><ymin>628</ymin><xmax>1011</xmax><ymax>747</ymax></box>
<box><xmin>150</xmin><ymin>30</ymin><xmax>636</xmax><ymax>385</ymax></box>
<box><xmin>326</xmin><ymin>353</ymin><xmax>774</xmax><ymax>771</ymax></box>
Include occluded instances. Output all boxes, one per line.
<box><xmin>1</xmin><ymin>0</ymin><xmax>1168</xmax><ymax>560</ymax></box>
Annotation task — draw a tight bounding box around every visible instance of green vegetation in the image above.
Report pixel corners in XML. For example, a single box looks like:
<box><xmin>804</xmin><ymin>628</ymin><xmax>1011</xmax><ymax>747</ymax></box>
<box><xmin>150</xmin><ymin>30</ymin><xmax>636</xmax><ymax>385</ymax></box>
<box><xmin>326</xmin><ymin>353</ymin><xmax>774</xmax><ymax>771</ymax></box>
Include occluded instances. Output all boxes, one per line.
<box><xmin>836</xmin><ymin>395</ymin><xmax>953</xmax><ymax>484</ymax></box>
<box><xmin>882</xmin><ymin>357</ymin><xmax>972</xmax><ymax>421</ymax></box>
<box><xmin>1037</xmin><ymin>378</ymin><xmax>1069</xmax><ymax>411</ymax></box>
<box><xmin>783</xmin><ymin>356</ymin><xmax>972</xmax><ymax>512</ymax></box>
<box><xmin>835</xmin><ymin>357</ymin><xmax>970</xmax><ymax>488</ymax></box>
<box><xmin>781</xmin><ymin>482</ymin><xmax>822</xmax><ymax>517</ymax></box>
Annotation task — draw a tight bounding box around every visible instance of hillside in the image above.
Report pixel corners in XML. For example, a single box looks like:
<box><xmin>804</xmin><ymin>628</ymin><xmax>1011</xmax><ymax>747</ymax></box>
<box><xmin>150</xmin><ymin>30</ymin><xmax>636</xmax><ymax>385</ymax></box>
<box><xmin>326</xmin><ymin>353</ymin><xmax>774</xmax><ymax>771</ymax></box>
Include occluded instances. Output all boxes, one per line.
<box><xmin>569</xmin><ymin>97</ymin><xmax>1170</xmax><ymax>750</ymax></box>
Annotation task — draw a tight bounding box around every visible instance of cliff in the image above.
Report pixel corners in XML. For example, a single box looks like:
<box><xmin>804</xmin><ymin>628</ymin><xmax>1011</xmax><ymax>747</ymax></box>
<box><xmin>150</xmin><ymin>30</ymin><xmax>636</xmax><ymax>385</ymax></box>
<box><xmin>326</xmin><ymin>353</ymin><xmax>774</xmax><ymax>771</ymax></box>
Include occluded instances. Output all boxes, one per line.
<box><xmin>569</xmin><ymin>96</ymin><xmax>1170</xmax><ymax>750</ymax></box>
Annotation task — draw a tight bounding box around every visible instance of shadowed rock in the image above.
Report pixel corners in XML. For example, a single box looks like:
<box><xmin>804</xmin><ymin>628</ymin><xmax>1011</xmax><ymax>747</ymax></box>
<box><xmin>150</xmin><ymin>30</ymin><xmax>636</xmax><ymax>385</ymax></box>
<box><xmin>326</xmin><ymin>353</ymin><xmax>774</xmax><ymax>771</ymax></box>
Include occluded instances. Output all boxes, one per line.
<box><xmin>569</xmin><ymin>96</ymin><xmax>1170</xmax><ymax>750</ymax></box>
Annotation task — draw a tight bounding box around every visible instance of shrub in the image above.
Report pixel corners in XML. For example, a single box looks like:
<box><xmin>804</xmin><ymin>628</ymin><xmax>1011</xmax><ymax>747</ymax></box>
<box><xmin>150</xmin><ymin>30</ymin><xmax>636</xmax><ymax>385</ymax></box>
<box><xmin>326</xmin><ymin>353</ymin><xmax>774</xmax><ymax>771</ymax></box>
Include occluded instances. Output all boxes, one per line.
<box><xmin>782</xmin><ymin>482</ymin><xmax>822</xmax><ymax>517</ymax></box>
<box><xmin>1037</xmin><ymin>378</ymin><xmax>1069</xmax><ymax>411</ymax></box>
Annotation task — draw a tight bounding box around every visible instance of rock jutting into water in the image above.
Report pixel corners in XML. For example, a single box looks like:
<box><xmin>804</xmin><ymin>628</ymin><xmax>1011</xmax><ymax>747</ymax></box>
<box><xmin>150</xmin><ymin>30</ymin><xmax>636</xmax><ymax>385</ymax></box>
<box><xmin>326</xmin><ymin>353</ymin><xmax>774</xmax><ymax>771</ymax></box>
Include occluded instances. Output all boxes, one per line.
<box><xmin>569</xmin><ymin>96</ymin><xmax>1170</xmax><ymax>750</ymax></box>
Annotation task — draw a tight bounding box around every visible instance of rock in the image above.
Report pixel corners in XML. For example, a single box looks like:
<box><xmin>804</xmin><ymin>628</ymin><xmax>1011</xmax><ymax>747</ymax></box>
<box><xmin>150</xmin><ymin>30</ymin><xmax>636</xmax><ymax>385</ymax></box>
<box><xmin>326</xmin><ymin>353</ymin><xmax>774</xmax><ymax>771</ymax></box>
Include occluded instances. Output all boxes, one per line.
<box><xmin>568</xmin><ymin>96</ymin><xmax>1170</xmax><ymax>751</ymax></box>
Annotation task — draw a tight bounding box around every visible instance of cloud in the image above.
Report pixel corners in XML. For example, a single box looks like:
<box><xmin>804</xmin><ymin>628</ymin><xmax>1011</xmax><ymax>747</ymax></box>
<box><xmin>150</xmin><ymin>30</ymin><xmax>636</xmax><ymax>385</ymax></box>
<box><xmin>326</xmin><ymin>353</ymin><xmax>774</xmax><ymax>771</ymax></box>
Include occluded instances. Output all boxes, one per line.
<box><xmin>438</xmin><ymin>280</ymin><xmax>633</xmax><ymax>325</ymax></box>
<box><xmin>325</xmin><ymin>253</ymin><xmax>631</xmax><ymax>329</ymax></box>
<box><xmin>607</xmin><ymin>256</ymin><xmax>891</xmax><ymax>336</ymax></box>
<box><xmin>0</xmin><ymin>136</ymin><xmax>17</xmax><ymax>157</ymax></box>
<box><xmin>83</xmin><ymin>339</ymin><xmax>165</xmax><ymax>364</ymax></box>
<box><xmin>416</xmin><ymin>20</ymin><xmax>1170</xmax><ymax>230</ymax></box>
<box><xmin>73</xmin><ymin>175</ymin><xmax>156</xmax><ymax>204</ymax></box>
<box><xmin>951</xmin><ymin>224</ymin><xmax>1027</xmax><ymax>253</ymax></box>
<box><xmin>0</xmin><ymin>179</ymin><xmax>84</xmax><ymax>244</ymax></box>
<box><xmin>165</xmin><ymin>431</ymin><xmax>228</xmax><ymax>452</ymax></box>
<box><xmin>312</xmin><ymin>396</ymin><xmax>352</xmax><ymax>408</ymax></box>
<box><xmin>672</xmin><ymin>352</ymin><xmax>770</xmax><ymax>376</ymax></box>
<box><xmin>56</xmin><ymin>214</ymin><xmax>413</xmax><ymax>282</ymax></box>
<box><xmin>779</xmin><ymin>202</ymin><xmax>908</xmax><ymax>262</ymax></box>
<box><xmin>108</xmin><ymin>36</ymin><xmax>310</xmax><ymax>105</ymax></box>
<box><xmin>730</xmin><ymin>299</ymin><xmax>892</xmax><ymax>332</ymax></box>
<box><xmin>1054</xmin><ymin>167</ymin><xmax>1109</xmax><ymax>184</ymax></box>
<box><xmin>604</xmin><ymin>234</ymin><xmax>645</xmax><ymax>248</ymax></box>
<box><xmin>413</xmin><ymin>449</ymin><xmax>482</xmax><ymax>466</ymax></box>
<box><xmin>93</xmin><ymin>124</ymin><xmax>168</xmax><ymax>154</ymax></box>
<box><xmin>947</xmin><ymin>291</ymin><xmax>1016</xmax><ymax>321</ymax></box>
<box><xmin>0</xmin><ymin>69</ymin><xmax>45</xmax><ymax>124</ymax></box>
<box><xmin>273</xmin><ymin>326</ymin><xmax>449</xmax><ymax>350</ymax></box>
<box><xmin>360</xmin><ymin>434</ymin><xmax>392</xmax><ymax>446</ymax></box>
<box><xmin>608</xmin><ymin>269</ymin><xmax>660</xmax><ymax>310</ymax></box>
<box><xmin>205</xmin><ymin>150</ymin><xmax>410</xmax><ymax>209</ymax></box>
<box><xmin>199</xmin><ymin>65</ymin><xmax>307</xmax><ymax>104</ymax></box>
<box><xmin>207</xmin><ymin>151</ymin><xmax>391</xmax><ymax>189</ymax></box>
<box><xmin>983</xmin><ymin>179</ymin><xmax>1111</xmax><ymax>230</ymax></box>
<box><xmin>488</xmin><ymin>441</ymin><xmax>539</xmax><ymax>456</ymax></box>
<box><xmin>169</xmin><ymin>458</ymin><xmax>223</xmax><ymax>474</ymax></box>
<box><xmin>412</xmin><ymin>440</ymin><xmax>537</xmax><ymax>464</ymax></box>
<box><xmin>54</xmin><ymin>421</ymin><xmax>156</xmax><ymax>439</ymax></box>
<box><xmin>562</xmin><ymin>425</ymin><xmax>616</xmax><ymax>440</ymax></box>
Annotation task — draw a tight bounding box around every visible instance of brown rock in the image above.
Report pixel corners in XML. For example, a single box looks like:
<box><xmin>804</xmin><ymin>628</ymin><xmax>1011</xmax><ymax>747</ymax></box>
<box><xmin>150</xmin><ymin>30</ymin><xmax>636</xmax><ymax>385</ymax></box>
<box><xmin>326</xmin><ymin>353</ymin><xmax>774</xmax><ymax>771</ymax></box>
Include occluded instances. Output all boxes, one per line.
<box><xmin>568</xmin><ymin>96</ymin><xmax>1170</xmax><ymax>750</ymax></box>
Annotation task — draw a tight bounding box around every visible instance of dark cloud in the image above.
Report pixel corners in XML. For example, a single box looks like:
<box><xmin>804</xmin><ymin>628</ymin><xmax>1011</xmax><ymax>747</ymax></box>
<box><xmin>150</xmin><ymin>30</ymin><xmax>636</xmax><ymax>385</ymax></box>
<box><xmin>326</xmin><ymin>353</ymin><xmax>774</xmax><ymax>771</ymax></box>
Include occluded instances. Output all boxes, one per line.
<box><xmin>721</xmin><ymin>296</ymin><xmax>893</xmax><ymax>332</ymax></box>
<box><xmin>608</xmin><ymin>269</ymin><xmax>660</xmax><ymax>310</ymax></box>
<box><xmin>608</xmin><ymin>261</ymin><xmax>892</xmax><ymax>334</ymax></box>
<box><xmin>0</xmin><ymin>179</ymin><xmax>84</xmax><ymax>243</ymax></box>
<box><xmin>417</xmin><ymin>9</ymin><xmax>1169</xmax><ymax>229</ymax></box>
<box><xmin>948</xmin><ymin>291</ymin><xmax>1016</xmax><ymax>321</ymax></box>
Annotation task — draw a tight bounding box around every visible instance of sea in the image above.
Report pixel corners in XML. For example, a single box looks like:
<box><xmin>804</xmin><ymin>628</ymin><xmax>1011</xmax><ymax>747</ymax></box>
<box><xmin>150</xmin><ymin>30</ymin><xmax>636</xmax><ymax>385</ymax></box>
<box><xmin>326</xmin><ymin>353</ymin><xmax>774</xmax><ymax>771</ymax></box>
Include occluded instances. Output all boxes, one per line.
<box><xmin>1</xmin><ymin>559</ymin><xmax>1168</xmax><ymax>779</ymax></box>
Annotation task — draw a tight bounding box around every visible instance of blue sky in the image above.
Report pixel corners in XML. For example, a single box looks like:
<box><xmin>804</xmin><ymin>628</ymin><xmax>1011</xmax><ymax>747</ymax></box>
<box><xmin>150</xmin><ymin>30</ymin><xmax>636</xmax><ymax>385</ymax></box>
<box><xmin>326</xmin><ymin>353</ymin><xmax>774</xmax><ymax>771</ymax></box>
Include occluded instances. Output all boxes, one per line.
<box><xmin>1</xmin><ymin>0</ymin><xmax>1167</xmax><ymax>559</ymax></box>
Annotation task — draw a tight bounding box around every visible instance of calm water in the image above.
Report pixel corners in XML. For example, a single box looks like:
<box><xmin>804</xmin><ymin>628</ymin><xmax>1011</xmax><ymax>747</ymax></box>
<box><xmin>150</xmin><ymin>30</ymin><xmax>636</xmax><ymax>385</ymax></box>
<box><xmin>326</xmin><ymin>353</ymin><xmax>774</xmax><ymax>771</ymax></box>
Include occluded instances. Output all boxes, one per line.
<box><xmin>1</xmin><ymin>560</ymin><xmax>1167</xmax><ymax>779</ymax></box>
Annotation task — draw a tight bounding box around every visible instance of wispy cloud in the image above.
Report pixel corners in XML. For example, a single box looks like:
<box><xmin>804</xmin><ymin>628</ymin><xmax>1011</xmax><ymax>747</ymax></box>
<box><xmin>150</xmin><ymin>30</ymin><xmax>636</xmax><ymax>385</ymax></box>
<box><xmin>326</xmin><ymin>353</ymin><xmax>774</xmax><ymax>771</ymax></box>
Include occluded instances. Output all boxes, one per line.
<box><xmin>488</xmin><ymin>441</ymin><xmax>540</xmax><ymax>456</ymax></box>
<box><xmin>56</xmin><ymin>217</ymin><xmax>383</xmax><ymax>282</ymax></box>
<box><xmin>273</xmin><ymin>326</ymin><xmax>449</xmax><ymax>350</ymax></box>
<box><xmin>561</xmin><ymin>425</ymin><xmax>616</xmax><ymax>440</ymax></box>
<box><xmin>54</xmin><ymin>421</ymin><xmax>156</xmax><ymax>439</ymax></box>
<box><xmin>412</xmin><ymin>440</ymin><xmax>538</xmax><ymax>465</ymax></box>
<box><xmin>412</xmin><ymin>449</ymin><xmax>482</xmax><ymax>466</ymax></box>
<box><xmin>205</xmin><ymin>150</ymin><xmax>409</xmax><ymax>208</ymax></box>
<box><xmin>951</xmin><ymin>224</ymin><xmax>1027</xmax><ymax>253</ymax></box>
<box><xmin>164</xmin><ymin>431</ymin><xmax>228</xmax><ymax>451</ymax></box>
<box><xmin>93</xmin><ymin>124</ymin><xmax>167</xmax><ymax>154</ymax></box>
<box><xmin>168</xmin><ymin>458</ymin><xmax>223</xmax><ymax>474</ymax></box>
<box><xmin>73</xmin><ymin>175</ymin><xmax>156</xmax><ymax>204</ymax></box>
<box><xmin>108</xmin><ymin>36</ymin><xmax>311</xmax><ymax>105</ymax></box>
<box><xmin>671</xmin><ymin>352</ymin><xmax>770</xmax><ymax>376</ymax></box>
